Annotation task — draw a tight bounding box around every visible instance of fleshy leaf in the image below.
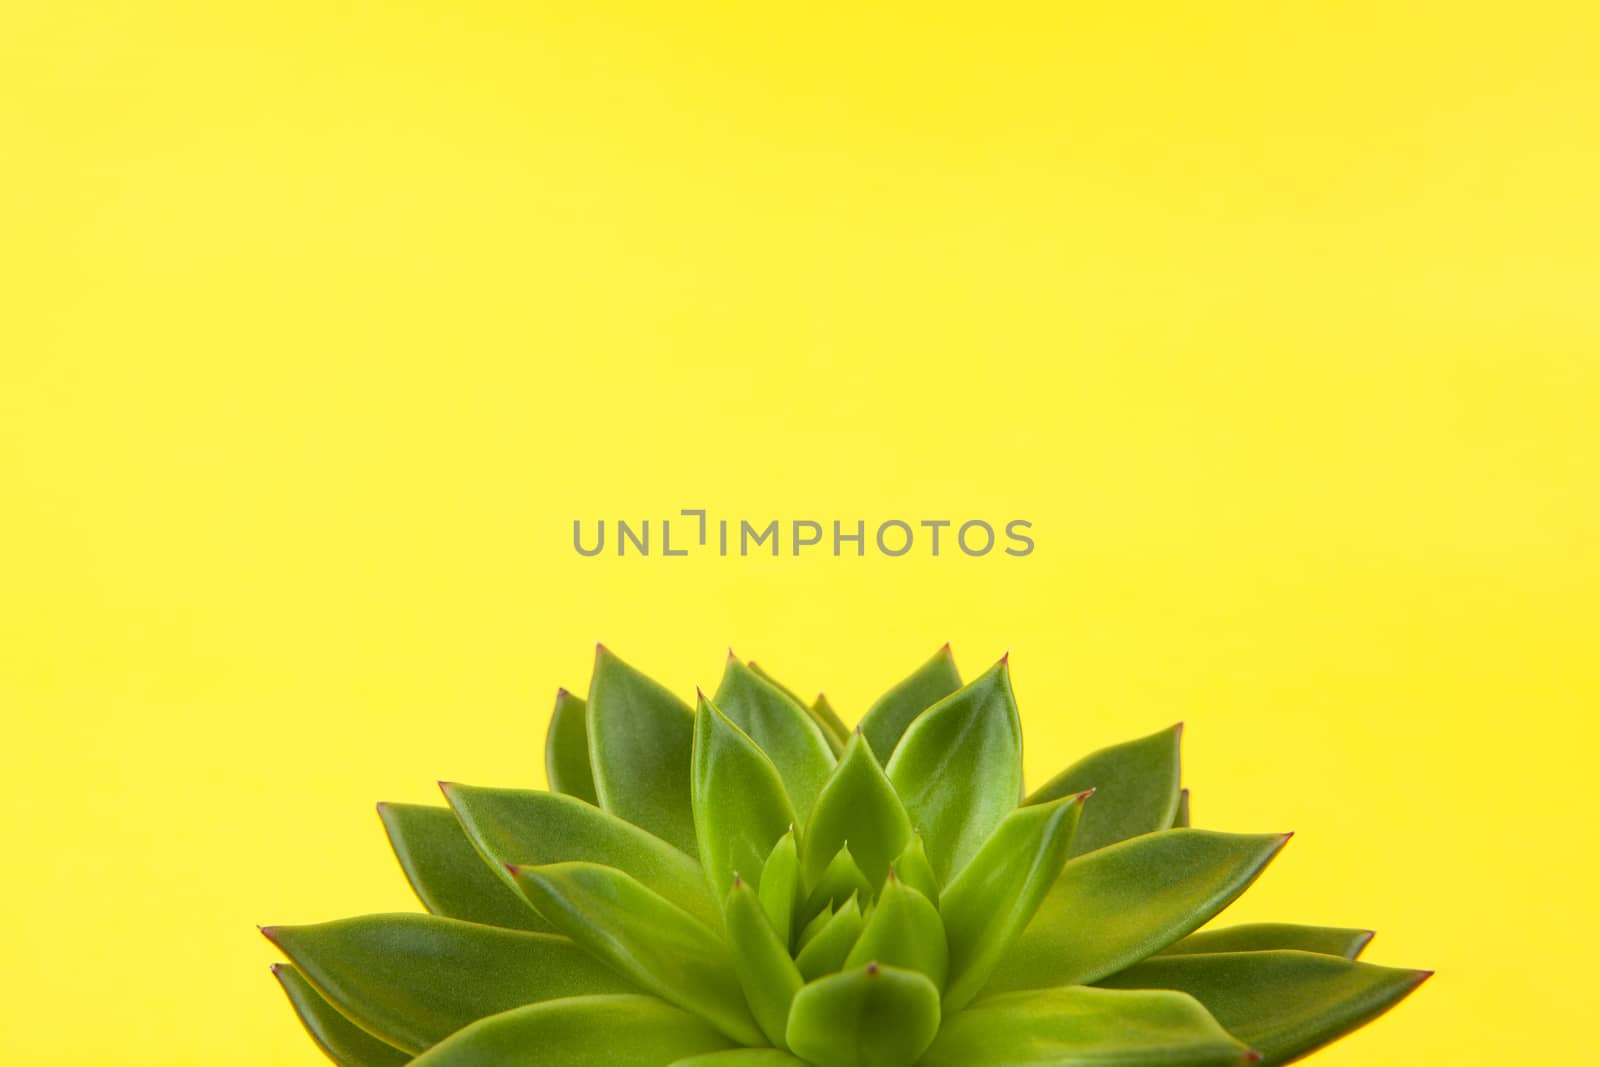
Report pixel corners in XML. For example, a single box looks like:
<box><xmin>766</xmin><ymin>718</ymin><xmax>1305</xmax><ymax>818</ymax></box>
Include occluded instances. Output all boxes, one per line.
<box><xmin>802</xmin><ymin>732</ymin><xmax>912</xmax><ymax>891</ymax></box>
<box><xmin>1098</xmin><ymin>950</ymin><xmax>1432</xmax><ymax>1065</ymax></box>
<box><xmin>261</xmin><ymin>914</ymin><xmax>633</xmax><ymax>1053</ymax></box>
<box><xmin>785</xmin><ymin>964</ymin><xmax>941</xmax><ymax>1067</ymax></box>
<box><xmin>725</xmin><ymin>876</ymin><xmax>805</xmax><ymax>1049</ymax></box>
<box><xmin>1160</xmin><ymin>923</ymin><xmax>1374</xmax><ymax>960</ymax></box>
<box><xmin>272</xmin><ymin>963</ymin><xmax>410</xmax><ymax>1067</ymax></box>
<box><xmin>545</xmin><ymin>688</ymin><xmax>599</xmax><ymax>804</ymax></box>
<box><xmin>587</xmin><ymin>646</ymin><xmax>698</xmax><ymax>854</ymax></box>
<box><xmin>1174</xmin><ymin>788</ymin><xmax>1192</xmax><ymax>828</ymax></box>
<box><xmin>808</xmin><ymin>693</ymin><xmax>850</xmax><ymax>755</ymax></box>
<box><xmin>511</xmin><ymin>862</ymin><xmax>764</xmax><ymax>1046</ymax></box>
<box><xmin>758</xmin><ymin>828</ymin><xmax>803</xmax><ymax>948</ymax></box>
<box><xmin>857</xmin><ymin>644</ymin><xmax>961</xmax><ymax>763</ymax></box>
<box><xmin>693</xmin><ymin>694</ymin><xmax>797</xmax><ymax>900</ymax></box>
<box><xmin>794</xmin><ymin>895</ymin><xmax>866</xmax><ymax>981</ymax></box>
<box><xmin>890</xmin><ymin>834</ymin><xmax>939</xmax><ymax>906</ymax></box>
<box><xmin>377</xmin><ymin>802</ymin><xmax>550</xmax><ymax>932</ymax></box>
<box><xmin>920</xmin><ymin>985</ymin><xmax>1257</xmax><ymax>1067</ymax></box>
<box><xmin>441</xmin><ymin>783</ymin><xmax>719</xmax><ymax>930</ymax></box>
<box><xmin>939</xmin><ymin>790</ymin><xmax>1088</xmax><ymax>1011</ymax></box>
<box><xmin>713</xmin><ymin>658</ymin><xmax>836</xmax><ymax>827</ymax></box>
<box><xmin>745</xmin><ymin>660</ymin><xmax>848</xmax><ymax>757</ymax></box>
<box><xmin>885</xmin><ymin>657</ymin><xmax>1022</xmax><ymax>884</ymax></box>
<box><xmin>804</xmin><ymin>845</ymin><xmax>874</xmax><ymax>917</ymax></box>
<box><xmin>983</xmin><ymin>829</ymin><xmax>1291</xmax><ymax>996</ymax></box>
<box><xmin>1027</xmin><ymin>723</ymin><xmax>1183</xmax><ymax>856</ymax></box>
<box><xmin>843</xmin><ymin>874</ymin><xmax>948</xmax><ymax>990</ymax></box>
<box><xmin>672</xmin><ymin>1052</ymin><xmax>809</xmax><ymax>1067</ymax></box>
<box><xmin>407</xmin><ymin>994</ymin><xmax>736</xmax><ymax>1067</ymax></box>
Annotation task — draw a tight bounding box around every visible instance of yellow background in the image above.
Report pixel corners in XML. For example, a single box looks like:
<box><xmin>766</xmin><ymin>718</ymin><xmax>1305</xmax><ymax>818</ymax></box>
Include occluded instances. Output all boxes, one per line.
<box><xmin>2</xmin><ymin>2</ymin><xmax>1595</xmax><ymax>1064</ymax></box>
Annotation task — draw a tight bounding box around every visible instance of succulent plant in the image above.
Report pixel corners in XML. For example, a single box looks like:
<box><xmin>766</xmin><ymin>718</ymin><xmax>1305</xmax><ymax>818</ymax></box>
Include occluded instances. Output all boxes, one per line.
<box><xmin>264</xmin><ymin>646</ymin><xmax>1428</xmax><ymax>1067</ymax></box>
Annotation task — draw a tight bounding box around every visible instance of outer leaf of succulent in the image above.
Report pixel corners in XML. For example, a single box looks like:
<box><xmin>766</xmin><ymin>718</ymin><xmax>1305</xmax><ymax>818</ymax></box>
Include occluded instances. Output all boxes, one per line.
<box><xmin>266</xmin><ymin>646</ymin><xmax>1429</xmax><ymax>1067</ymax></box>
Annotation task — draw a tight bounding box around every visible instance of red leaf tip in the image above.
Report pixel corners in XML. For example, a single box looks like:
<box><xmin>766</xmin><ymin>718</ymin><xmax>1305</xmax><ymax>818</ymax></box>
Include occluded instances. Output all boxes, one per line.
<box><xmin>865</xmin><ymin>961</ymin><xmax>880</xmax><ymax>975</ymax></box>
<box><xmin>999</xmin><ymin>650</ymin><xmax>1010</xmax><ymax>665</ymax></box>
<box><xmin>1076</xmin><ymin>788</ymin><xmax>1096</xmax><ymax>803</ymax></box>
<box><xmin>258</xmin><ymin>925</ymin><xmax>282</xmax><ymax>943</ymax></box>
<box><xmin>1244</xmin><ymin>1052</ymin><xmax>1263</xmax><ymax>1064</ymax></box>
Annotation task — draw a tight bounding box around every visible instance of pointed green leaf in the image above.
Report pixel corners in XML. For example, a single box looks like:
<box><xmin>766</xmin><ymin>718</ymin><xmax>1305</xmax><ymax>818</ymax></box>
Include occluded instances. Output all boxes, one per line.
<box><xmin>1160</xmin><ymin>923</ymin><xmax>1374</xmax><ymax>960</ymax></box>
<box><xmin>808</xmin><ymin>693</ymin><xmax>849</xmax><ymax>755</ymax></box>
<box><xmin>511</xmin><ymin>862</ymin><xmax>764</xmax><ymax>1046</ymax></box>
<box><xmin>377</xmin><ymin>802</ymin><xmax>549</xmax><ymax>932</ymax></box>
<box><xmin>885</xmin><ymin>658</ymin><xmax>1022</xmax><ymax>884</ymax></box>
<box><xmin>802</xmin><ymin>731</ymin><xmax>912</xmax><ymax>891</ymax></box>
<box><xmin>843</xmin><ymin>874</ymin><xmax>948</xmax><ymax>990</ymax></box>
<box><xmin>1099</xmin><ymin>950</ymin><xmax>1432</xmax><ymax>1065</ymax></box>
<box><xmin>786</xmin><ymin>964</ymin><xmax>941</xmax><ymax>1067</ymax></box>
<box><xmin>441</xmin><ymin>783</ymin><xmax>720</xmax><ymax>931</ymax></box>
<box><xmin>272</xmin><ymin>963</ymin><xmax>409</xmax><ymax>1067</ymax></box>
<box><xmin>939</xmin><ymin>791</ymin><xmax>1088</xmax><ymax>1011</ymax></box>
<box><xmin>726</xmin><ymin>877</ymin><xmax>805</xmax><ymax>1049</ymax></box>
<box><xmin>796</xmin><ymin>903</ymin><xmax>835</xmax><ymax>953</ymax></box>
<box><xmin>693</xmin><ymin>695</ymin><xmax>797</xmax><ymax>899</ymax></box>
<box><xmin>983</xmin><ymin>829</ymin><xmax>1292</xmax><ymax>996</ymax></box>
<box><xmin>408</xmin><ymin>994</ymin><xmax>735</xmax><ymax>1067</ymax></box>
<box><xmin>545</xmin><ymin>688</ymin><xmax>599</xmax><ymax>804</ymax></box>
<box><xmin>921</xmin><ymin>986</ymin><xmax>1257</xmax><ymax>1067</ymax></box>
<box><xmin>758</xmin><ymin>828</ymin><xmax>802</xmax><ymax>948</ymax></box>
<box><xmin>794</xmin><ymin>896</ymin><xmax>865</xmax><ymax>981</ymax></box>
<box><xmin>587</xmin><ymin>646</ymin><xmax>698</xmax><ymax>854</ymax></box>
<box><xmin>890</xmin><ymin>834</ymin><xmax>939</xmax><ymax>906</ymax></box>
<box><xmin>745</xmin><ymin>660</ymin><xmax>846</xmax><ymax>757</ymax></box>
<box><xmin>261</xmin><ymin>914</ymin><xmax>633</xmax><ymax>1053</ymax></box>
<box><xmin>804</xmin><ymin>845</ymin><xmax>874</xmax><ymax>917</ymax></box>
<box><xmin>714</xmin><ymin>658</ymin><xmax>836</xmax><ymax>827</ymax></box>
<box><xmin>1028</xmin><ymin>724</ymin><xmax>1183</xmax><ymax>856</ymax></box>
<box><xmin>1174</xmin><ymin>788</ymin><xmax>1191</xmax><ymax>828</ymax></box>
<box><xmin>857</xmin><ymin>644</ymin><xmax>961</xmax><ymax>762</ymax></box>
<box><xmin>671</xmin><ymin>1052</ymin><xmax>808</xmax><ymax>1067</ymax></box>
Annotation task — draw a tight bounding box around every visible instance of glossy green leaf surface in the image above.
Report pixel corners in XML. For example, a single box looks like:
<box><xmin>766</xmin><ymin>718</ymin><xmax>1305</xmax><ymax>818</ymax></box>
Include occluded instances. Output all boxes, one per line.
<box><xmin>843</xmin><ymin>874</ymin><xmax>948</xmax><ymax>990</ymax></box>
<box><xmin>1027</xmin><ymin>724</ymin><xmax>1183</xmax><ymax>856</ymax></box>
<box><xmin>786</xmin><ymin>964</ymin><xmax>941</xmax><ymax>1067</ymax></box>
<box><xmin>693</xmin><ymin>695</ymin><xmax>797</xmax><ymax>900</ymax></box>
<box><xmin>745</xmin><ymin>661</ymin><xmax>847</xmax><ymax>758</ymax></box>
<box><xmin>891</xmin><ymin>833</ymin><xmax>939</xmax><ymax>906</ymax></box>
<box><xmin>939</xmin><ymin>791</ymin><xmax>1087</xmax><ymax>1011</ymax></box>
<box><xmin>262</xmin><ymin>914</ymin><xmax>633</xmax><ymax>1053</ymax></box>
<box><xmin>442</xmin><ymin>783</ymin><xmax>719</xmax><ymax>930</ymax></box>
<box><xmin>671</xmin><ymin>1051</ymin><xmax>808</xmax><ymax>1067</ymax></box>
<box><xmin>807</xmin><ymin>693</ymin><xmax>849</xmax><ymax>755</ymax></box>
<box><xmin>408</xmin><ymin>994</ymin><xmax>735</xmax><ymax>1067</ymax></box>
<box><xmin>803</xmin><ymin>845</ymin><xmax>874</xmax><ymax>917</ymax></box>
<box><xmin>921</xmin><ymin>985</ymin><xmax>1256</xmax><ymax>1067</ymax></box>
<box><xmin>545</xmin><ymin>688</ymin><xmax>599</xmax><ymax>804</ymax></box>
<box><xmin>714</xmin><ymin>658</ymin><xmax>836</xmax><ymax>827</ymax></box>
<box><xmin>1160</xmin><ymin>923</ymin><xmax>1374</xmax><ymax>960</ymax></box>
<box><xmin>794</xmin><ymin>896</ymin><xmax>865</xmax><ymax>981</ymax></box>
<box><xmin>758</xmin><ymin>828</ymin><xmax>802</xmax><ymax>948</ymax></box>
<box><xmin>802</xmin><ymin>732</ymin><xmax>911</xmax><ymax>891</ymax></box>
<box><xmin>1099</xmin><ymin>950</ymin><xmax>1431</xmax><ymax>1065</ymax></box>
<box><xmin>587</xmin><ymin>646</ymin><xmax>699</xmax><ymax>854</ymax></box>
<box><xmin>885</xmin><ymin>658</ymin><xmax>1022</xmax><ymax>884</ymax></box>
<box><xmin>377</xmin><ymin>802</ymin><xmax>549</xmax><ymax>932</ymax></box>
<box><xmin>512</xmin><ymin>862</ymin><xmax>764</xmax><ymax>1046</ymax></box>
<box><xmin>857</xmin><ymin>645</ymin><xmax>962</xmax><ymax>763</ymax></box>
<box><xmin>725</xmin><ymin>877</ymin><xmax>804</xmax><ymax>1049</ymax></box>
<box><xmin>271</xmin><ymin>963</ymin><xmax>409</xmax><ymax>1067</ymax></box>
<box><xmin>984</xmin><ymin>830</ymin><xmax>1291</xmax><ymax>995</ymax></box>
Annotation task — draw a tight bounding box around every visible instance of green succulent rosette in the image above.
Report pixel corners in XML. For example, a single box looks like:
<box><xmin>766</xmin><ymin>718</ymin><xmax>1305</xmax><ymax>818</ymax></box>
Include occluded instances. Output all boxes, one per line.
<box><xmin>265</xmin><ymin>646</ymin><xmax>1428</xmax><ymax>1067</ymax></box>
